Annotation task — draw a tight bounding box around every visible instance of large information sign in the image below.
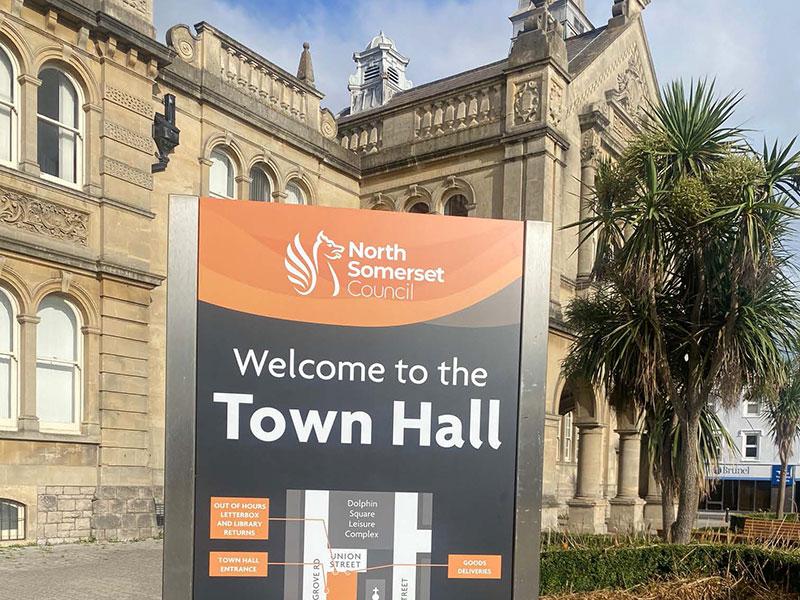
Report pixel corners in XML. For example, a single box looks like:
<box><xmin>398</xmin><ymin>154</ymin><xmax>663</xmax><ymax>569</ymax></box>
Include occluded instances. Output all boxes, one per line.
<box><xmin>164</xmin><ymin>197</ymin><xmax>552</xmax><ymax>600</ymax></box>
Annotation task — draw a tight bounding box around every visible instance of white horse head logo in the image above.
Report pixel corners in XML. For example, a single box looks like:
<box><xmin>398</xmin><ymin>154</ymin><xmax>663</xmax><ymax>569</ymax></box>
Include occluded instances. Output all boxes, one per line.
<box><xmin>285</xmin><ymin>231</ymin><xmax>345</xmax><ymax>297</ymax></box>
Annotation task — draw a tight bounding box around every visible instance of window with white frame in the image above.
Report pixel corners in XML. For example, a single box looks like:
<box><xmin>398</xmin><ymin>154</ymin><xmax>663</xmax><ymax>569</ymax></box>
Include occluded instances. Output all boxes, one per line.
<box><xmin>285</xmin><ymin>181</ymin><xmax>306</xmax><ymax>205</ymax></box>
<box><xmin>744</xmin><ymin>399</ymin><xmax>761</xmax><ymax>416</ymax></box>
<box><xmin>37</xmin><ymin>68</ymin><xmax>82</xmax><ymax>186</ymax></box>
<box><xmin>249</xmin><ymin>165</ymin><xmax>273</xmax><ymax>202</ymax></box>
<box><xmin>743</xmin><ymin>433</ymin><xmax>760</xmax><ymax>460</ymax></box>
<box><xmin>36</xmin><ymin>296</ymin><xmax>82</xmax><ymax>432</ymax></box>
<box><xmin>561</xmin><ymin>411</ymin><xmax>575</xmax><ymax>462</ymax></box>
<box><xmin>209</xmin><ymin>149</ymin><xmax>236</xmax><ymax>199</ymax></box>
<box><xmin>0</xmin><ymin>46</ymin><xmax>18</xmax><ymax>166</ymax></box>
<box><xmin>0</xmin><ymin>289</ymin><xmax>18</xmax><ymax>429</ymax></box>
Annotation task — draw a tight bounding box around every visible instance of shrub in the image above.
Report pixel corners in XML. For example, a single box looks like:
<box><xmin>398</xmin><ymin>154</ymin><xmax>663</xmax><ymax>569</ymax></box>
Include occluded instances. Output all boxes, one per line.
<box><xmin>539</xmin><ymin>544</ymin><xmax>800</xmax><ymax>595</ymax></box>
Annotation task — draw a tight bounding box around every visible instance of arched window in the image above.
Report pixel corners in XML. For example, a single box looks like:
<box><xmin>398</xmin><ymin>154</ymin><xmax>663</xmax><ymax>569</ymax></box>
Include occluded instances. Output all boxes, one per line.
<box><xmin>0</xmin><ymin>46</ymin><xmax>18</xmax><ymax>166</ymax></box>
<box><xmin>38</xmin><ymin>68</ymin><xmax>82</xmax><ymax>186</ymax></box>
<box><xmin>285</xmin><ymin>180</ymin><xmax>306</xmax><ymax>205</ymax></box>
<box><xmin>408</xmin><ymin>202</ymin><xmax>430</xmax><ymax>214</ymax></box>
<box><xmin>249</xmin><ymin>165</ymin><xmax>273</xmax><ymax>202</ymax></box>
<box><xmin>0</xmin><ymin>499</ymin><xmax>25</xmax><ymax>541</ymax></box>
<box><xmin>209</xmin><ymin>148</ymin><xmax>236</xmax><ymax>199</ymax></box>
<box><xmin>444</xmin><ymin>194</ymin><xmax>470</xmax><ymax>217</ymax></box>
<box><xmin>36</xmin><ymin>296</ymin><xmax>82</xmax><ymax>432</ymax></box>
<box><xmin>0</xmin><ymin>288</ymin><xmax>18</xmax><ymax>429</ymax></box>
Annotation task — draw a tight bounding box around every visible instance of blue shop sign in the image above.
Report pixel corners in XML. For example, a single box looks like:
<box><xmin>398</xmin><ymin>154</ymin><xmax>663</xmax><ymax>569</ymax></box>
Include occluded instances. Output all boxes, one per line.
<box><xmin>771</xmin><ymin>465</ymin><xmax>795</xmax><ymax>487</ymax></box>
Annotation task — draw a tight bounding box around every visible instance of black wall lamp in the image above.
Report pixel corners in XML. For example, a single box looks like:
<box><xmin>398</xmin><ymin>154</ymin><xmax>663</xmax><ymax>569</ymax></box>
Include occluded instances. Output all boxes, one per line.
<box><xmin>152</xmin><ymin>94</ymin><xmax>180</xmax><ymax>174</ymax></box>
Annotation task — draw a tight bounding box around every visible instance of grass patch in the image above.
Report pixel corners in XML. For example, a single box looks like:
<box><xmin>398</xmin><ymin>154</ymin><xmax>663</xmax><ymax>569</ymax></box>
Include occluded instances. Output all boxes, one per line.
<box><xmin>542</xmin><ymin>576</ymin><xmax>798</xmax><ymax>599</ymax></box>
<box><xmin>540</xmin><ymin>543</ymin><xmax>800</xmax><ymax>596</ymax></box>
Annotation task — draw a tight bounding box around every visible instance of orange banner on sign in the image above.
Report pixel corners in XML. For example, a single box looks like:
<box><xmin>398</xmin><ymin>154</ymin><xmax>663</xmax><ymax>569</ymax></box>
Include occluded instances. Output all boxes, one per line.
<box><xmin>198</xmin><ymin>200</ymin><xmax>524</xmax><ymax>327</ymax></box>
<box><xmin>209</xmin><ymin>497</ymin><xmax>269</xmax><ymax>540</ymax></box>
<box><xmin>447</xmin><ymin>554</ymin><xmax>502</xmax><ymax>579</ymax></box>
<box><xmin>209</xmin><ymin>552</ymin><xmax>268</xmax><ymax>577</ymax></box>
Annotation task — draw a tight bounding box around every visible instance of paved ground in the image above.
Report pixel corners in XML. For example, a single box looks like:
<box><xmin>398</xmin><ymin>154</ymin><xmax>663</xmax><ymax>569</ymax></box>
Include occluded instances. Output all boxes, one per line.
<box><xmin>0</xmin><ymin>539</ymin><xmax>162</xmax><ymax>600</ymax></box>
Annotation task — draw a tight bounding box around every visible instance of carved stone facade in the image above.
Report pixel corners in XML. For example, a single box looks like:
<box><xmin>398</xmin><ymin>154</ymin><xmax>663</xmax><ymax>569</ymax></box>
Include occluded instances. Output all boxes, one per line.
<box><xmin>514</xmin><ymin>79</ymin><xmax>542</xmax><ymax>125</ymax></box>
<box><xmin>0</xmin><ymin>188</ymin><xmax>88</xmax><ymax>246</ymax></box>
<box><xmin>0</xmin><ymin>0</ymin><xmax>659</xmax><ymax>546</ymax></box>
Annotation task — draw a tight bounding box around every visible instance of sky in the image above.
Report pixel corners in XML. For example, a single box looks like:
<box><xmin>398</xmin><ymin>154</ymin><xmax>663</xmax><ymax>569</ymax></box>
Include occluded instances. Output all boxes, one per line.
<box><xmin>154</xmin><ymin>0</ymin><xmax>800</xmax><ymax>145</ymax></box>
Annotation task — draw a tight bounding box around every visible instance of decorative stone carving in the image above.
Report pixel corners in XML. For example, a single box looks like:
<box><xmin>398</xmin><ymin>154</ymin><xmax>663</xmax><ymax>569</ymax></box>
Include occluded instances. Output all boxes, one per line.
<box><xmin>514</xmin><ymin>80</ymin><xmax>541</xmax><ymax>125</ymax></box>
<box><xmin>167</xmin><ymin>26</ymin><xmax>197</xmax><ymax>63</ymax></box>
<box><xmin>0</xmin><ymin>187</ymin><xmax>88</xmax><ymax>246</ymax></box>
<box><xmin>413</xmin><ymin>85</ymin><xmax>501</xmax><ymax>140</ymax></box>
<box><xmin>548</xmin><ymin>81</ymin><xmax>565</xmax><ymax>126</ymax></box>
<box><xmin>103</xmin><ymin>121</ymin><xmax>154</xmax><ymax>154</ymax></box>
<box><xmin>610</xmin><ymin>53</ymin><xmax>646</xmax><ymax>119</ymax></box>
<box><xmin>105</xmin><ymin>86</ymin><xmax>153</xmax><ymax>118</ymax></box>
<box><xmin>121</xmin><ymin>0</ymin><xmax>150</xmax><ymax>15</ymax></box>
<box><xmin>567</xmin><ymin>41</ymin><xmax>638</xmax><ymax>117</ymax></box>
<box><xmin>102</xmin><ymin>158</ymin><xmax>154</xmax><ymax>190</ymax></box>
<box><xmin>320</xmin><ymin>109</ymin><xmax>338</xmax><ymax>140</ymax></box>
<box><xmin>612</xmin><ymin>108</ymin><xmax>636</xmax><ymax>141</ymax></box>
<box><xmin>581</xmin><ymin>130</ymin><xmax>601</xmax><ymax>164</ymax></box>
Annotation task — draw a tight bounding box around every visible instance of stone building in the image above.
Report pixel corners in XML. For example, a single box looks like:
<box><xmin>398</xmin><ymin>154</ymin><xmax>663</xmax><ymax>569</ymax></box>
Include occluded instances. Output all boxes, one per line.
<box><xmin>0</xmin><ymin>0</ymin><xmax>659</xmax><ymax>545</ymax></box>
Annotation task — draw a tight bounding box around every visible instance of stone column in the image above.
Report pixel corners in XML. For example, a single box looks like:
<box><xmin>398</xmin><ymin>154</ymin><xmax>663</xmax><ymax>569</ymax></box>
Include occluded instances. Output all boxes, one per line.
<box><xmin>643</xmin><ymin>468</ymin><xmax>664</xmax><ymax>532</ymax></box>
<box><xmin>236</xmin><ymin>175</ymin><xmax>251</xmax><ymax>201</ymax></box>
<box><xmin>199</xmin><ymin>158</ymin><xmax>212</xmax><ymax>197</ymax></box>
<box><xmin>568</xmin><ymin>423</ymin><xmax>607</xmax><ymax>533</ymax></box>
<box><xmin>541</xmin><ymin>413</ymin><xmax>562</xmax><ymax>530</ymax></box>
<box><xmin>16</xmin><ymin>314</ymin><xmax>40</xmax><ymax>432</ymax></box>
<box><xmin>81</xmin><ymin>326</ymin><xmax>101</xmax><ymax>438</ymax></box>
<box><xmin>17</xmin><ymin>74</ymin><xmax>41</xmax><ymax>176</ymax></box>
<box><xmin>577</xmin><ymin>142</ymin><xmax>598</xmax><ymax>282</ymax></box>
<box><xmin>609</xmin><ymin>428</ymin><xmax>645</xmax><ymax>532</ymax></box>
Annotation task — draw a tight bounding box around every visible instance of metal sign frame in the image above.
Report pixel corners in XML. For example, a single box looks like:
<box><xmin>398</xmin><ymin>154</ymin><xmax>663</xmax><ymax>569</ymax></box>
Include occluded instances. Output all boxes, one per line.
<box><xmin>163</xmin><ymin>195</ymin><xmax>552</xmax><ymax>600</ymax></box>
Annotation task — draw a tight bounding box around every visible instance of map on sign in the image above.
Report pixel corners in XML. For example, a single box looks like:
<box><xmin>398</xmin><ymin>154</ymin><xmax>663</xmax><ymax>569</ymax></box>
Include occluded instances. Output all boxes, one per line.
<box><xmin>283</xmin><ymin>490</ymin><xmax>434</xmax><ymax>600</ymax></box>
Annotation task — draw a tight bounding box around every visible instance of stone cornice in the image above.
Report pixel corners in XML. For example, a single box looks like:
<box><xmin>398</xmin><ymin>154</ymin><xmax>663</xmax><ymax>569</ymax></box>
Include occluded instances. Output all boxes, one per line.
<box><xmin>29</xmin><ymin>0</ymin><xmax>173</xmax><ymax>68</ymax></box>
<box><xmin>158</xmin><ymin>66</ymin><xmax>361</xmax><ymax>179</ymax></box>
<box><xmin>0</xmin><ymin>237</ymin><xmax>163</xmax><ymax>288</ymax></box>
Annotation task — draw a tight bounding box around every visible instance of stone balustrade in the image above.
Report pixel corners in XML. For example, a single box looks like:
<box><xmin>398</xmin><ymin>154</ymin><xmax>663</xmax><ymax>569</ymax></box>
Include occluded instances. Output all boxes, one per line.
<box><xmin>220</xmin><ymin>43</ymin><xmax>309</xmax><ymax>125</ymax></box>
<box><xmin>414</xmin><ymin>85</ymin><xmax>502</xmax><ymax>139</ymax></box>
<box><xmin>340</xmin><ymin>121</ymin><xmax>382</xmax><ymax>154</ymax></box>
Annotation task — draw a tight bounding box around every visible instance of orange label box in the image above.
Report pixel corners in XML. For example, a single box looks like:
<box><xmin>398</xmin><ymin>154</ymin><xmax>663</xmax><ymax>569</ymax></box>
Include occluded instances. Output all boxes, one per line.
<box><xmin>447</xmin><ymin>554</ymin><xmax>502</xmax><ymax>579</ymax></box>
<box><xmin>209</xmin><ymin>552</ymin><xmax>268</xmax><ymax>578</ymax></box>
<box><xmin>327</xmin><ymin>572</ymin><xmax>358</xmax><ymax>600</ymax></box>
<box><xmin>209</xmin><ymin>497</ymin><xmax>269</xmax><ymax>540</ymax></box>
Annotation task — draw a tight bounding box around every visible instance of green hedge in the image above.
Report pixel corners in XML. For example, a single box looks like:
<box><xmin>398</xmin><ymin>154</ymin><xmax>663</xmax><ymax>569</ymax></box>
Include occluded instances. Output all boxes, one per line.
<box><xmin>539</xmin><ymin>544</ymin><xmax>800</xmax><ymax>595</ymax></box>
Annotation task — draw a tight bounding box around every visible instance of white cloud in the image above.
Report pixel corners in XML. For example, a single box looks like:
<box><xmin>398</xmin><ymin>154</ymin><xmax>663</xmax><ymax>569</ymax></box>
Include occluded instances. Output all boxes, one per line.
<box><xmin>155</xmin><ymin>0</ymin><xmax>800</xmax><ymax>143</ymax></box>
<box><xmin>155</xmin><ymin>0</ymin><xmax>513</xmax><ymax>113</ymax></box>
<box><xmin>643</xmin><ymin>0</ymin><xmax>800</xmax><ymax>145</ymax></box>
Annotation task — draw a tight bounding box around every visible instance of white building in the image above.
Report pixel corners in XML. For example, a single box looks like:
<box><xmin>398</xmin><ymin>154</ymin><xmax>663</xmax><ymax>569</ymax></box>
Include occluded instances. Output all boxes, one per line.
<box><xmin>702</xmin><ymin>400</ymin><xmax>800</xmax><ymax>515</ymax></box>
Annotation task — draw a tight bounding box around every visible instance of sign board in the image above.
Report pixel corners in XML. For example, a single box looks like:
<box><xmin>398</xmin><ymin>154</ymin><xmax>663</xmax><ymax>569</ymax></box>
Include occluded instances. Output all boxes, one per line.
<box><xmin>708</xmin><ymin>464</ymin><xmax>773</xmax><ymax>481</ymax></box>
<box><xmin>771</xmin><ymin>465</ymin><xmax>795</xmax><ymax>487</ymax></box>
<box><xmin>164</xmin><ymin>197</ymin><xmax>552</xmax><ymax>600</ymax></box>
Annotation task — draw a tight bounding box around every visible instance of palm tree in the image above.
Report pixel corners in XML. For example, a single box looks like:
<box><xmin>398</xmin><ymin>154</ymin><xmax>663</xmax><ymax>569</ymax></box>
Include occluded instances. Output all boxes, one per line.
<box><xmin>564</xmin><ymin>80</ymin><xmax>800</xmax><ymax>543</ymax></box>
<box><xmin>761</xmin><ymin>360</ymin><xmax>800</xmax><ymax>518</ymax></box>
<box><xmin>644</xmin><ymin>399</ymin><xmax>735</xmax><ymax>540</ymax></box>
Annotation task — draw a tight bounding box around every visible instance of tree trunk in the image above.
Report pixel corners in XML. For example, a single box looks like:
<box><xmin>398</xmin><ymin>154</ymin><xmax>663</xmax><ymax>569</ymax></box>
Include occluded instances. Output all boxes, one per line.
<box><xmin>659</xmin><ymin>441</ymin><xmax>675</xmax><ymax>541</ymax></box>
<box><xmin>672</xmin><ymin>413</ymin><xmax>701</xmax><ymax>544</ymax></box>
<box><xmin>660</xmin><ymin>484</ymin><xmax>675</xmax><ymax>542</ymax></box>
<box><xmin>777</xmin><ymin>463</ymin><xmax>788</xmax><ymax>520</ymax></box>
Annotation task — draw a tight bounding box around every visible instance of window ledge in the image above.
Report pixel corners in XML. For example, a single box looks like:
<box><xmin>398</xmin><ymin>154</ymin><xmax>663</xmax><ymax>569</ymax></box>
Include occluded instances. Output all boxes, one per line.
<box><xmin>0</xmin><ymin>429</ymin><xmax>100</xmax><ymax>445</ymax></box>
